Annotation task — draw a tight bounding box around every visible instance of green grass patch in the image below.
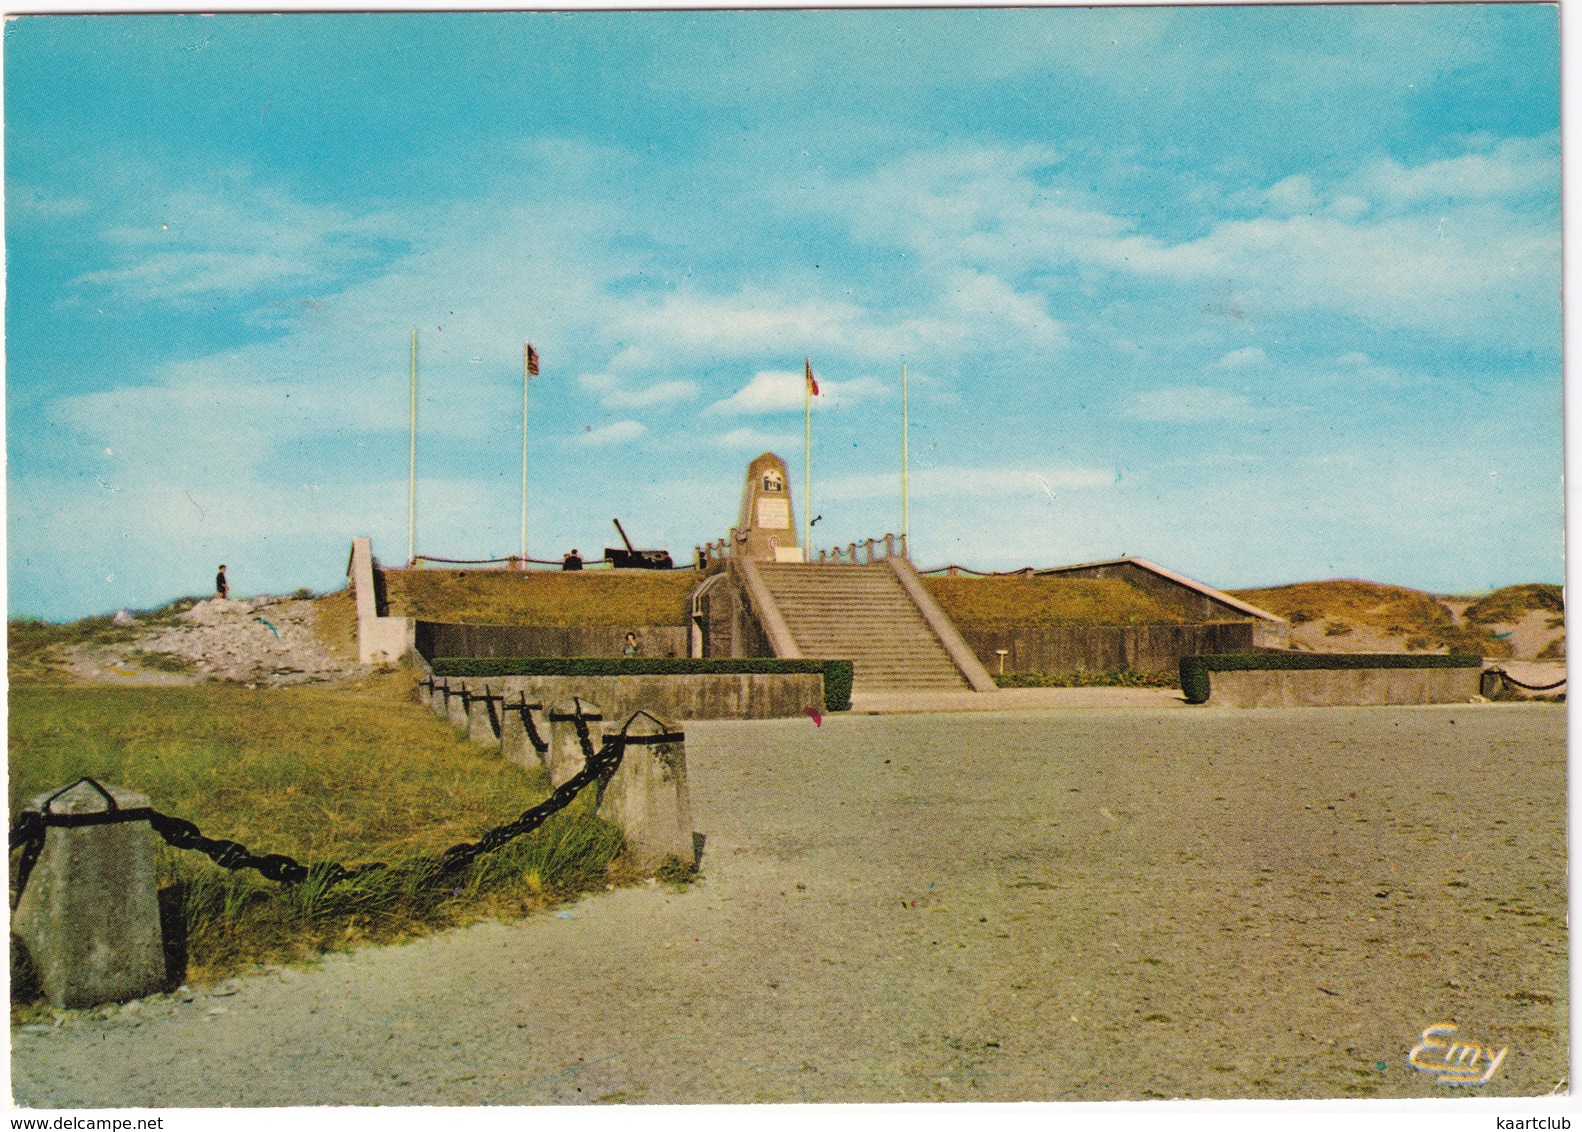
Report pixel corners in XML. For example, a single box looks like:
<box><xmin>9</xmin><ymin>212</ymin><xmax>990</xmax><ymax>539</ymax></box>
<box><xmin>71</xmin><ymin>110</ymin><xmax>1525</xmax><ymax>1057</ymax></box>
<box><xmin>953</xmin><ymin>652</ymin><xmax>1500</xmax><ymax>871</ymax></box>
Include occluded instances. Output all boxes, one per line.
<box><xmin>9</xmin><ymin>676</ymin><xmax>626</xmax><ymax>992</ymax></box>
<box><xmin>381</xmin><ymin>568</ymin><xmax>697</xmax><ymax>627</ymax></box>
<box><xmin>994</xmin><ymin>669</ymin><xmax>1179</xmax><ymax>689</ymax></box>
<box><xmin>428</xmin><ymin>656</ymin><xmax>854</xmax><ymax>712</ymax></box>
<box><xmin>923</xmin><ymin>576</ymin><xmax>1196</xmax><ymax>627</ymax></box>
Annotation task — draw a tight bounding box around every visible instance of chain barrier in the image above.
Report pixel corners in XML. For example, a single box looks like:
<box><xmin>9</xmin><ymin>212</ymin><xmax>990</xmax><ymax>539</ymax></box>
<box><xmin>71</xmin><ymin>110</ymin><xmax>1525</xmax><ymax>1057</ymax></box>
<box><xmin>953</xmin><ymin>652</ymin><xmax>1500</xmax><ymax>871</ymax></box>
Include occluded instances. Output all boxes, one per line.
<box><xmin>9</xmin><ymin>708</ymin><xmax>636</xmax><ymax>903</ymax></box>
<box><xmin>1482</xmin><ymin>667</ymin><xmax>1567</xmax><ymax>695</ymax></box>
<box><xmin>515</xmin><ymin>696</ymin><xmax>550</xmax><ymax>755</ymax></box>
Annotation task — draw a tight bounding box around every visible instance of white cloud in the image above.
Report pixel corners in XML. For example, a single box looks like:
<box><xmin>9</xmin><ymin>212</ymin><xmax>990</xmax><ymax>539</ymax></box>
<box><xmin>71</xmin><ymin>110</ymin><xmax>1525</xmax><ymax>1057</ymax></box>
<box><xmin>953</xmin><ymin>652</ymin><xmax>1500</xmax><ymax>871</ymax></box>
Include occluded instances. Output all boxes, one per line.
<box><xmin>75</xmin><ymin>178</ymin><xmax>397</xmax><ymax>305</ymax></box>
<box><xmin>715</xmin><ymin>427</ymin><xmax>800</xmax><ymax>451</ymax></box>
<box><xmin>1208</xmin><ymin>346</ymin><xmax>1269</xmax><ymax>371</ymax></box>
<box><xmin>817</xmin><ymin>464</ymin><xmax>1115</xmax><ymax>503</ymax></box>
<box><xmin>707</xmin><ymin>369</ymin><xmax>888</xmax><ymax>415</ymax></box>
<box><xmin>1126</xmin><ymin>386</ymin><xmax>1263</xmax><ymax>423</ymax></box>
<box><xmin>578</xmin><ymin>372</ymin><xmax>700</xmax><ymax>409</ymax></box>
<box><xmin>573</xmin><ymin>420</ymin><xmax>646</xmax><ymax>446</ymax></box>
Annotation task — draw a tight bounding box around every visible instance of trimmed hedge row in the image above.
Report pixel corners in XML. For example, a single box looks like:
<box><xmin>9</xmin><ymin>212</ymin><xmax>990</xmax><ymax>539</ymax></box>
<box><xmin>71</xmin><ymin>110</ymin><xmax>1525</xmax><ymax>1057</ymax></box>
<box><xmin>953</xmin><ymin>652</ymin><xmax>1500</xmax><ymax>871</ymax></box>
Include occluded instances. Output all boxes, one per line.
<box><xmin>1179</xmin><ymin>652</ymin><xmax>1482</xmax><ymax>705</ymax></box>
<box><xmin>428</xmin><ymin>656</ymin><xmax>854</xmax><ymax>712</ymax></box>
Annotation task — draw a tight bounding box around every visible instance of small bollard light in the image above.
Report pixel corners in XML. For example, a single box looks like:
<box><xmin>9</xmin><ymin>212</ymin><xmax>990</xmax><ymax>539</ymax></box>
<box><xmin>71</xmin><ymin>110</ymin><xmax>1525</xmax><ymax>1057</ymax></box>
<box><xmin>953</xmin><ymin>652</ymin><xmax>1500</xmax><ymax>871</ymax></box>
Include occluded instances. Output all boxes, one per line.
<box><xmin>996</xmin><ymin>649</ymin><xmax>1009</xmax><ymax>676</ymax></box>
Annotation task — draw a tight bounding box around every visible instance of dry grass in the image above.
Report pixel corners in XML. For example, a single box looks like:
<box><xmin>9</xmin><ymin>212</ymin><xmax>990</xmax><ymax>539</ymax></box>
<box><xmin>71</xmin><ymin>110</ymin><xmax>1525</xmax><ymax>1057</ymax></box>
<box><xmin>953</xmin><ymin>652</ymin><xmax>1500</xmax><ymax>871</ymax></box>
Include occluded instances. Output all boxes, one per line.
<box><xmin>1462</xmin><ymin>583</ymin><xmax>1564</xmax><ymax>625</ymax></box>
<box><xmin>8</xmin><ymin>674</ymin><xmax>626</xmax><ymax>990</ymax></box>
<box><xmin>380</xmin><ymin>568</ymin><xmax>696</xmax><ymax>627</ymax></box>
<box><xmin>1229</xmin><ymin>579</ymin><xmax>1506</xmax><ymax>656</ymax></box>
<box><xmin>311</xmin><ymin>586</ymin><xmax>360</xmax><ymax>663</ymax></box>
<box><xmin>923</xmin><ymin>576</ymin><xmax>1195</xmax><ymax>628</ymax></box>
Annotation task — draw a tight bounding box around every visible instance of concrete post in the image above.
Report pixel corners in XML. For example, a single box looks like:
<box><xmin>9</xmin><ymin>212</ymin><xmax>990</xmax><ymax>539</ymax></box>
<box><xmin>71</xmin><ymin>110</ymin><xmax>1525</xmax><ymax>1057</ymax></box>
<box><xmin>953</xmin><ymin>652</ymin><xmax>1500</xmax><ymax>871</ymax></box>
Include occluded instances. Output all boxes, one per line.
<box><xmin>12</xmin><ymin>780</ymin><xmax>166</xmax><ymax>1009</ymax></box>
<box><xmin>465</xmin><ymin>683</ymin><xmax>500</xmax><ymax>749</ymax></box>
<box><xmin>430</xmin><ymin>677</ymin><xmax>450</xmax><ymax>715</ymax></box>
<box><xmin>446</xmin><ymin>682</ymin><xmax>471</xmax><ymax>732</ymax></box>
<box><xmin>546</xmin><ymin>698</ymin><xmax>603</xmax><ymax>788</ymax></box>
<box><xmin>599</xmin><ymin>712</ymin><xmax>695</xmax><ymax>872</ymax></box>
<box><xmin>500</xmin><ymin>695</ymin><xmax>547</xmax><ymax>771</ymax></box>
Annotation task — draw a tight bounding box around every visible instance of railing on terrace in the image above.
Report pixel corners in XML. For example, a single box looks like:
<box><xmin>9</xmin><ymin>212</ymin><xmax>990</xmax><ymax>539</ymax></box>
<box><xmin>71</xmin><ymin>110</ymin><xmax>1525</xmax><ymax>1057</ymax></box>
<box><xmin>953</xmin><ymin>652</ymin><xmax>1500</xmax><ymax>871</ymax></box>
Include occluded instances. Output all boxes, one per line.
<box><xmin>407</xmin><ymin>554</ymin><xmax>696</xmax><ymax>572</ymax></box>
<box><xmin>918</xmin><ymin>563</ymin><xmax>1040</xmax><ymax>577</ymax></box>
<box><xmin>812</xmin><ymin>533</ymin><xmax>908</xmax><ymax>565</ymax></box>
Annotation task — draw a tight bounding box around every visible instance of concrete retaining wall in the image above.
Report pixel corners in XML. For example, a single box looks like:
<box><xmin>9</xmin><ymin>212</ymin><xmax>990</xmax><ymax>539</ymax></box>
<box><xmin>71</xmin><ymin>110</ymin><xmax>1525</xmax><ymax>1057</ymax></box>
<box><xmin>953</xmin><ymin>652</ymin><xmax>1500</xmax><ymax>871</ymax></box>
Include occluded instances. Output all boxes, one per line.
<box><xmin>416</xmin><ymin>622</ymin><xmax>688</xmax><ymax>660</ymax></box>
<box><xmin>960</xmin><ymin>622</ymin><xmax>1256</xmax><ymax>675</ymax></box>
<box><xmin>1208</xmin><ymin>666</ymin><xmax>1481</xmax><ymax>708</ymax></box>
<box><xmin>441</xmin><ymin>672</ymin><xmax>822</xmax><ymax>724</ymax></box>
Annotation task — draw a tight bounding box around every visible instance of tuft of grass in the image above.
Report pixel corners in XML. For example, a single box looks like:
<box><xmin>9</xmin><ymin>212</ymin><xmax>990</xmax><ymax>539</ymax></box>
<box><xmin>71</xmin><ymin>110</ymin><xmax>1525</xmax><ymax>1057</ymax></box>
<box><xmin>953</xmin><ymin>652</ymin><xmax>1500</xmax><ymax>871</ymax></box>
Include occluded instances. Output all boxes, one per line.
<box><xmin>130</xmin><ymin>650</ymin><xmax>195</xmax><ymax>674</ymax></box>
<box><xmin>994</xmin><ymin>669</ymin><xmax>1179</xmax><ymax>689</ymax></box>
<box><xmin>380</xmin><ymin>568</ymin><xmax>697</xmax><ymax>627</ymax></box>
<box><xmin>1462</xmin><ymin>583</ymin><xmax>1564</xmax><ymax>626</ymax></box>
<box><xmin>924</xmin><ymin>577</ymin><xmax>1198</xmax><ymax>628</ymax></box>
<box><xmin>9</xmin><ymin>678</ymin><xmax>630</xmax><ymax>992</ymax></box>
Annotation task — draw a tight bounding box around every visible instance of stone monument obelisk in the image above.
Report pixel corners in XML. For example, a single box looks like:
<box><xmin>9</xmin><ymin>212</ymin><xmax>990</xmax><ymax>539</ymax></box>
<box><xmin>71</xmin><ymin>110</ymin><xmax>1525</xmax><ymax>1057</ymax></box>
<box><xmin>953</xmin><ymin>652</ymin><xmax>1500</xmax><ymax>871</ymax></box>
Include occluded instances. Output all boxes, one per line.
<box><xmin>735</xmin><ymin>453</ymin><xmax>803</xmax><ymax>563</ymax></box>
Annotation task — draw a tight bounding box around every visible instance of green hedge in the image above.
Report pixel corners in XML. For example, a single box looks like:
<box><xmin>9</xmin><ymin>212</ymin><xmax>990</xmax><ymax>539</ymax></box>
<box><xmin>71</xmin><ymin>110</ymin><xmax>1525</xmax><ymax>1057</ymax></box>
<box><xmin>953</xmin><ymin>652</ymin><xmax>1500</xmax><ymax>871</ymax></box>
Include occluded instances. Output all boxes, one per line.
<box><xmin>1179</xmin><ymin>652</ymin><xmax>1482</xmax><ymax>705</ymax></box>
<box><xmin>428</xmin><ymin>656</ymin><xmax>854</xmax><ymax>712</ymax></box>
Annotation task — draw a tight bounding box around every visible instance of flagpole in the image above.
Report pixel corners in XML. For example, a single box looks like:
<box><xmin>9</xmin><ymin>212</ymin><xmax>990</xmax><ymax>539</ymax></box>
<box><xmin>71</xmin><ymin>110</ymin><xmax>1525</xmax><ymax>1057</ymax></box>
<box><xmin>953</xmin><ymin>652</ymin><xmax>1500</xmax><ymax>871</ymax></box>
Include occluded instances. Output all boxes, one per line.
<box><xmin>408</xmin><ymin>329</ymin><xmax>417</xmax><ymax>565</ymax></box>
<box><xmin>901</xmin><ymin>361</ymin><xmax>909</xmax><ymax>550</ymax></box>
<box><xmin>804</xmin><ymin>361</ymin><xmax>813</xmax><ymax>558</ymax></box>
<box><xmin>531</xmin><ymin>339</ymin><xmax>537</xmax><ymax>562</ymax></box>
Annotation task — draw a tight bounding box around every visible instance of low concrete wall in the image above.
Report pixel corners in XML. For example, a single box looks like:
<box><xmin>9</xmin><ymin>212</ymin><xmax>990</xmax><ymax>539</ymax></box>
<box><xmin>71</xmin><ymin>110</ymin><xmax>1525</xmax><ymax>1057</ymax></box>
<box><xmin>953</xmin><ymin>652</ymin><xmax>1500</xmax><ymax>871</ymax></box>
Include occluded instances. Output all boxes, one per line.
<box><xmin>348</xmin><ymin>538</ymin><xmax>414</xmax><ymax>664</ymax></box>
<box><xmin>960</xmin><ymin>622</ymin><xmax>1256</xmax><ymax>675</ymax></box>
<box><xmin>447</xmin><ymin>672</ymin><xmax>822</xmax><ymax>723</ymax></box>
<box><xmin>1208</xmin><ymin>666</ymin><xmax>1481</xmax><ymax>708</ymax></box>
<box><xmin>417</xmin><ymin>622</ymin><xmax>688</xmax><ymax>660</ymax></box>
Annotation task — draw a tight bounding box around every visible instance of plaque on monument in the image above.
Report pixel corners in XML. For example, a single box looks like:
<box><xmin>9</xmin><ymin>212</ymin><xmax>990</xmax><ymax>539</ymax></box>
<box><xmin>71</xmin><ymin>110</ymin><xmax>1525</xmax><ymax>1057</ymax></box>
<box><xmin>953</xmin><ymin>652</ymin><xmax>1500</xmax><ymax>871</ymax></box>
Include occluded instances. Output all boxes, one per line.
<box><xmin>736</xmin><ymin>452</ymin><xmax>803</xmax><ymax>563</ymax></box>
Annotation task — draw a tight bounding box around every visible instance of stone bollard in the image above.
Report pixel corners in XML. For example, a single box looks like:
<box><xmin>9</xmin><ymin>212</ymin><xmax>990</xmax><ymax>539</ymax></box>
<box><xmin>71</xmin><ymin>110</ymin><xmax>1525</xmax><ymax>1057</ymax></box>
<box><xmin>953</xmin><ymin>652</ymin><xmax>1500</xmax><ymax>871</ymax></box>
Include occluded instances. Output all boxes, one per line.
<box><xmin>466</xmin><ymin>683</ymin><xmax>501</xmax><ymax>749</ymax></box>
<box><xmin>12</xmin><ymin>779</ymin><xmax>166</xmax><ymax>1009</ymax></box>
<box><xmin>600</xmin><ymin>712</ymin><xmax>696</xmax><ymax>872</ymax></box>
<box><xmin>428</xmin><ymin>677</ymin><xmax>450</xmax><ymax>716</ymax></box>
<box><xmin>500</xmin><ymin>696</ymin><xmax>547</xmax><ymax>771</ymax></box>
<box><xmin>546</xmin><ymin>698</ymin><xmax>602</xmax><ymax>787</ymax></box>
<box><xmin>446</xmin><ymin>681</ymin><xmax>472</xmax><ymax>733</ymax></box>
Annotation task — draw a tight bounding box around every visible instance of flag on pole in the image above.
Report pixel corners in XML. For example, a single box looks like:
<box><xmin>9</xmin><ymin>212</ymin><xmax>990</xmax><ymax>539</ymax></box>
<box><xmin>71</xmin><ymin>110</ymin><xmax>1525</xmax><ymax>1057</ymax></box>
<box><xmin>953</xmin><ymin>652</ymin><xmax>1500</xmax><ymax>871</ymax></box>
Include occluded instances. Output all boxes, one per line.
<box><xmin>526</xmin><ymin>344</ymin><xmax>540</xmax><ymax>377</ymax></box>
<box><xmin>805</xmin><ymin>357</ymin><xmax>819</xmax><ymax>397</ymax></box>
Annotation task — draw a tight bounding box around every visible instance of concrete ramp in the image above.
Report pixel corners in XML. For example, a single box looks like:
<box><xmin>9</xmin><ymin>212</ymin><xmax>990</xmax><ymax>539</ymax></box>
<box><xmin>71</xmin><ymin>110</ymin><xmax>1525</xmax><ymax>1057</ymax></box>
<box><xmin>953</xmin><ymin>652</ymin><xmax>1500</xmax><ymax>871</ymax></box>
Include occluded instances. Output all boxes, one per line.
<box><xmin>754</xmin><ymin>560</ymin><xmax>990</xmax><ymax>693</ymax></box>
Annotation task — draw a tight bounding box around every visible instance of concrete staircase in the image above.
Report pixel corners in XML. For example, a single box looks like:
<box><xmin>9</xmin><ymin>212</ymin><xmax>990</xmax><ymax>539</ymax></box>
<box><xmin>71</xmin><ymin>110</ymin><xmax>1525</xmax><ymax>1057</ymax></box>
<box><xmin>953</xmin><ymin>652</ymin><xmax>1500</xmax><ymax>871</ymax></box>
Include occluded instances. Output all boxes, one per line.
<box><xmin>755</xmin><ymin>562</ymin><xmax>969</xmax><ymax>692</ymax></box>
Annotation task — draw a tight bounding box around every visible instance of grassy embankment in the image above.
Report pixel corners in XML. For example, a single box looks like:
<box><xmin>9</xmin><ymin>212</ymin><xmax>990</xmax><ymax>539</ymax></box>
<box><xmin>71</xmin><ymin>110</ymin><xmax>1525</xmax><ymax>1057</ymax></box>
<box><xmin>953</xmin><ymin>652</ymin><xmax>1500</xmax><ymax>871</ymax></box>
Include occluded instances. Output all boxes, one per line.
<box><xmin>380</xmin><ymin>567</ymin><xmax>695</xmax><ymax>626</ymax></box>
<box><xmin>925</xmin><ymin>576</ymin><xmax>1199</xmax><ymax>687</ymax></box>
<box><xmin>9</xmin><ymin>671</ymin><xmax>629</xmax><ymax>1006</ymax></box>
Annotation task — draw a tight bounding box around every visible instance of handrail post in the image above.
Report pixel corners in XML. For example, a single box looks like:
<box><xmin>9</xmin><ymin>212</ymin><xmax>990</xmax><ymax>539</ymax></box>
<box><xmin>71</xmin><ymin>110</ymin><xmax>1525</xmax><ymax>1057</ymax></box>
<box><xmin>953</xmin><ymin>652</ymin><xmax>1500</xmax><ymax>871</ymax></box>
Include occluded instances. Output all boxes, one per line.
<box><xmin>885</xmin><ymin>533</ymin><xmax>895</xmax><ymax>559</ymax></box>
<box><xmin>899</xmin><ymin>533</ymin><xmax>908</xmax><ymax>561</ymax></box>
<box><xmin>848</xmin><ymin>542</ymin><xmax>857</xmax><ymax>562</ymax></box>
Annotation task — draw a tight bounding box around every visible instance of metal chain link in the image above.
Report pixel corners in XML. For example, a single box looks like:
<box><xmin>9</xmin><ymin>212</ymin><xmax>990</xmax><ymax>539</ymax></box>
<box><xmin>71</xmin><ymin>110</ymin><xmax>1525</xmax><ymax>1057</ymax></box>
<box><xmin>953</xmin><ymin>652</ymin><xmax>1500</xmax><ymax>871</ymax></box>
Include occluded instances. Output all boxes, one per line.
<box><xmin>1484</xmin><ymin>667</ymin><xmax>1567</xmax><ymax>693</ymax></box>
<box><xmin>8</xmin><ymin>708</ymin><xmax>632</xmax><ymax>900</ymax></box>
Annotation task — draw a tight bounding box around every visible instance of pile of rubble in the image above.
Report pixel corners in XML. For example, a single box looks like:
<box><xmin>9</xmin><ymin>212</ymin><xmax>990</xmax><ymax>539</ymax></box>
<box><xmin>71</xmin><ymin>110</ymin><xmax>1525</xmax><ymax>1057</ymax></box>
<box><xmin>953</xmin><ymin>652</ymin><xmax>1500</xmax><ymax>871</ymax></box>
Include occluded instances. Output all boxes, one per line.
<box><xmin>64</xmin><ymin>596</ymin><xmax>370</xmax><ymax>687</ymax></box>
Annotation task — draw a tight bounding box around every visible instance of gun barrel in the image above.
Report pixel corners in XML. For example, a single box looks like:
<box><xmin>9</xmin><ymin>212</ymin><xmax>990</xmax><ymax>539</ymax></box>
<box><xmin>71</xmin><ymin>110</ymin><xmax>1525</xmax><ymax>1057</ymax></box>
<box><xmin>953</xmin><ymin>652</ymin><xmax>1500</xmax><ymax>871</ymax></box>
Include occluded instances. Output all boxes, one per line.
<box><xmin>612</xmin><ymin>518</ymin><xmax>637</xmax><ymax>552</ymax></box>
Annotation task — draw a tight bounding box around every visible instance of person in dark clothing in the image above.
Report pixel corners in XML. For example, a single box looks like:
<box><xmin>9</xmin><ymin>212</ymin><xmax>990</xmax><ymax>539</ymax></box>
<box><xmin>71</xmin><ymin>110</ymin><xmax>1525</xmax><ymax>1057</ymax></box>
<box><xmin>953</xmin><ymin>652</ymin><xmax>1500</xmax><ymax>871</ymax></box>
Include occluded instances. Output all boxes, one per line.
<box><xmin>215</xmin><ymin>565</ymin><xmax>229</xmax><ymax>599</ymax></box>
<box><xmin>623</xmin><ymin>631</ymin><xmax>639</xmax><ymax>657</ymax></box>
<box><xmin>562</xmin><ymin>549</ymin><xmax>583</xmax><ymax>571</ymax></box>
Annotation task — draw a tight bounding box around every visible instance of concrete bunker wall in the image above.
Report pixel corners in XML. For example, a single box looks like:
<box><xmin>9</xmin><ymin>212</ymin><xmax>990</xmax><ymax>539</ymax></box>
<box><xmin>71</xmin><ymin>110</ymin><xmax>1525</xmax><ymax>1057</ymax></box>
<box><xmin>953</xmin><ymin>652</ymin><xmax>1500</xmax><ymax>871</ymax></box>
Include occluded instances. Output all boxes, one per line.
<box><xmin>1206</xmin><ymin>666</ymin><xmax>1481</xmax><ymax>708</ymax></box>
<box><xmin>960</xmin><ymin>622</ymin><xmax>1257</xmax><ymax>675</ymax></box>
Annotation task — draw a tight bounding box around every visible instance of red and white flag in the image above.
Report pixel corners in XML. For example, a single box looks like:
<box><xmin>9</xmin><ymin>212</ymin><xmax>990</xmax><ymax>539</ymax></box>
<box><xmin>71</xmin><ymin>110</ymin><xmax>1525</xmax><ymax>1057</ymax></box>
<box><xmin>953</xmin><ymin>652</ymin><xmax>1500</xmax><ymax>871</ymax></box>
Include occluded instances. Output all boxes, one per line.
<box><xmin>526</xmin><ymin>344</ymin><xmax>540</xmax><ymax>376</ymax></box>
<box><xmin>805</xmin><ymin>357</ymin><xmax>819</xmax><ymax>397</ymax></box>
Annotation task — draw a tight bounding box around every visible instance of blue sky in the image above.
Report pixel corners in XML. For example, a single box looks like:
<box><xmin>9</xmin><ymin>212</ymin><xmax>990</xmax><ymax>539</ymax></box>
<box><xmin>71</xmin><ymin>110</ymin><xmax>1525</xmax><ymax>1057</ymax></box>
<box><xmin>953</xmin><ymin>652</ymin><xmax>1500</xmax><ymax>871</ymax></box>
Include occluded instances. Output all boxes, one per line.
<box><xmin>5</xmin><ymin>7</ymin><xmax>1562</xmax><ymax>620</ymax></box>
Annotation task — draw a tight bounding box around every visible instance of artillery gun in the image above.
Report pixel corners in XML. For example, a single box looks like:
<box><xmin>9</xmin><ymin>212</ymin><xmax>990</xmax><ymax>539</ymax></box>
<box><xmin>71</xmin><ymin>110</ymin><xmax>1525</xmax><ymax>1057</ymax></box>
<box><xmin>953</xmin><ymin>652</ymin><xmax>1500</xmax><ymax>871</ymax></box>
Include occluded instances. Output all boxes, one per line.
<box><xmin>604</xmin><ymin>518</ymin><xmax>675</xmax><ymax>570</ymax></box>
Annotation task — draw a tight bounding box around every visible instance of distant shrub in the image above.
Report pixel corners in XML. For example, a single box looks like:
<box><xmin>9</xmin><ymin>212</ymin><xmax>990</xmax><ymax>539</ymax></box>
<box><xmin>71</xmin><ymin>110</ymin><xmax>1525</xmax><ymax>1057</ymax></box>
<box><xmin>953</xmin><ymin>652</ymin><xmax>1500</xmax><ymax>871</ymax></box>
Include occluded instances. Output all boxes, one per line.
<box><xmin>995</xmin><ymin>669</ymin><xmax>1177</xmax><ymax>689</ymax></box>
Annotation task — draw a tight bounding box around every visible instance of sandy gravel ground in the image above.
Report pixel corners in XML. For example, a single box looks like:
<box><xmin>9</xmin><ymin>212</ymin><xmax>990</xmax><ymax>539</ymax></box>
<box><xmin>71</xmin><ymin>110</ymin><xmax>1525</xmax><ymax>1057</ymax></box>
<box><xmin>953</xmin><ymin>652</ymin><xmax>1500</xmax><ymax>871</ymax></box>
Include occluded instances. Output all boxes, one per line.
<box><xmin>11</xmin><ymin>704</ymin><xmax>1566</xmax><ymax>1106</ymax></box>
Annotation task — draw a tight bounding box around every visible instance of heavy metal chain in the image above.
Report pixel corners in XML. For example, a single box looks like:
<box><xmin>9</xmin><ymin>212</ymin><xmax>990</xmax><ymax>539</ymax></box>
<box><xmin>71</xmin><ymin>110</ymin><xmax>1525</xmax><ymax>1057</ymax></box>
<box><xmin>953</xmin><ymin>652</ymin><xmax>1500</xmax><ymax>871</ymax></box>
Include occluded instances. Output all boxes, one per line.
<box><xmin>9</xmin><ymin>708</ymin><xmax>628</xmax><ymax>900</ymax></box>
<box><xmin>1484</xmin><ymin>667</ymin><xmax>1567</xmax><ymax>694</ymax></box>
